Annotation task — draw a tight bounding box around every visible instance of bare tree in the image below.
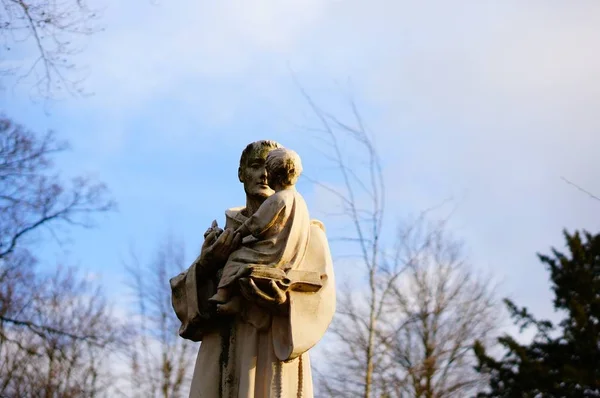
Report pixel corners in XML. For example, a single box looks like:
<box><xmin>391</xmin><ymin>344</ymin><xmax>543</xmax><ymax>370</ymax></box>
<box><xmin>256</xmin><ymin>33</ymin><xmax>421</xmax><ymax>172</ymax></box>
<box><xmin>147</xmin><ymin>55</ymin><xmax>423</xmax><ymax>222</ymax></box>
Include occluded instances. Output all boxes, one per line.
<box><xmin>123</xmin><ymin>235</ymin><xmax>197</xmax><ymax>398</ymax></box>
<box><xmin>297</xmin><ymin>89</ymin><xmax>499</xmax><ymax>397</ymax></box>
<box><xmin>0</xmin><ymin>116</ymin><xmax>121</xmax><ymax>396</ymax></box>
<box><xmin>297</xmin><ymin>86</ymin><xmax>386</xmax><ymax>398</ymax></box>
<box><xmin>0</xmin><ymin>255</ymin><xmax>125</xmax><ymax>397</ymax></box>
<box><xmin>1</xmin><ymin>0</ymin><xmax>99</xmax><ymax>97</ymax></box>
<box><xmin>0</xmin><ymin>117</ymin><xmax>115</xmax><ymax>261</ymax></box>
<box><xmin>377</xmin><ymin>219</ymin><xmax>497</xmax><ymax>397</ymax></box>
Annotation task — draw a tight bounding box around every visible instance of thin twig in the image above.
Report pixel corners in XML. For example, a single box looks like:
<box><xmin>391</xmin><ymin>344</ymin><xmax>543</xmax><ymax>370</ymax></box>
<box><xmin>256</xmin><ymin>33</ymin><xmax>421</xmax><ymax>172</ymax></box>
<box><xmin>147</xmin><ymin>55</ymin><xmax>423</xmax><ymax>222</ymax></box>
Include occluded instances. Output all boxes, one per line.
<box><xmin>560</xmin><ymin>176</ymin><xmax>600</xmax><ymax>202</ymax></box>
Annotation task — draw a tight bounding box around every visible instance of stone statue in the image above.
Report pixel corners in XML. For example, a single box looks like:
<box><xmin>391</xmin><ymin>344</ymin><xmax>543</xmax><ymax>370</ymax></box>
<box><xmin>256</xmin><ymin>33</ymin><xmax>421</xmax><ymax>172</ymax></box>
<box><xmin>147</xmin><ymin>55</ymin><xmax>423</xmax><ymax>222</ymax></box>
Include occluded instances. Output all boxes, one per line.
<box><xmin>208</xmin><ymin>148</ymin><xmax>311</xmax><ymax>315</ymax></box>
<box><xmin>170</xmin><ymin>140</ymin><xmax>336</xmax><ymax>398</ymax></box>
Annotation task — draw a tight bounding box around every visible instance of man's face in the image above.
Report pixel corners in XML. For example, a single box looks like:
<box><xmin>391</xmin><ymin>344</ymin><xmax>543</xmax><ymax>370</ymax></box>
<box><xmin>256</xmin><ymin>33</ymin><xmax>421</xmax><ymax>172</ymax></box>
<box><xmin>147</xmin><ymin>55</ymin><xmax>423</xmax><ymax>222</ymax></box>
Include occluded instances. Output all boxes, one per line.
<box><xmin>239</xmin><ymin>147</ymin><xmax>274</xmax><ymax>199</ymax></box>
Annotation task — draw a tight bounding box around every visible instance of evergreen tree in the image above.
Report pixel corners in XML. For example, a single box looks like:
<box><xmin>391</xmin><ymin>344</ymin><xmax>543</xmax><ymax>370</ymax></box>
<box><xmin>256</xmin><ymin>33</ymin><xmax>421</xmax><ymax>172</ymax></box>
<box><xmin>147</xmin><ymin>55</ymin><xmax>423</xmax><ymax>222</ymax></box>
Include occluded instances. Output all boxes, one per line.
<box><xmin>474</xmin><ymin>229</ymin><xmax>600</xmax><ymax>397</ymax></box>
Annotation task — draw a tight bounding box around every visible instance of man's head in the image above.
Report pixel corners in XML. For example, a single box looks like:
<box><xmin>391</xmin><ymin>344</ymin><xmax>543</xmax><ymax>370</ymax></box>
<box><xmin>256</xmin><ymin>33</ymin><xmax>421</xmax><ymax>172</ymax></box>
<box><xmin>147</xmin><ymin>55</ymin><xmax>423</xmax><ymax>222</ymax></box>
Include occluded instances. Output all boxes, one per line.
<box><xmin>265</xmin><ymin>148</ymin><xmax>303</xmax><ymax>189</ymax></box>
<box><xmin>238</xmin><ymin>140</ymin><xmax>283</xmax><ymax>199</ymax></box>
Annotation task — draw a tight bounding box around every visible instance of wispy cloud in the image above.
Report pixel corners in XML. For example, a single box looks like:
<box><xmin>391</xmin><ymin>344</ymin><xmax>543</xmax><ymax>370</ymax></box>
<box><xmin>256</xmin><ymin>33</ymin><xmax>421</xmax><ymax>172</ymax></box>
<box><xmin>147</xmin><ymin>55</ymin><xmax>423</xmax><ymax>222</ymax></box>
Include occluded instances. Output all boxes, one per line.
<box><xmin>4</xmin><ymin>0</ymin><xmax>599</xmax><ymax>329</ymax></box>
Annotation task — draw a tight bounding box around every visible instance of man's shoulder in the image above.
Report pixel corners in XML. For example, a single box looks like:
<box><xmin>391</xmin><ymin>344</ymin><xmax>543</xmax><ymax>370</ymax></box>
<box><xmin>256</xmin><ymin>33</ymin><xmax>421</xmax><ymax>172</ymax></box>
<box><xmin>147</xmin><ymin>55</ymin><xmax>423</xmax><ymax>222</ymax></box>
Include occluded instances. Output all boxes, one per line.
<box><xmin>225</xmin><ymin>206</ymin><xmax>245</xmax><ymax>218</ymax></box>
<box><xmin>310</xmin><ymin>219</ymin><xmax>326</xmax><ymax>233</ymax></box>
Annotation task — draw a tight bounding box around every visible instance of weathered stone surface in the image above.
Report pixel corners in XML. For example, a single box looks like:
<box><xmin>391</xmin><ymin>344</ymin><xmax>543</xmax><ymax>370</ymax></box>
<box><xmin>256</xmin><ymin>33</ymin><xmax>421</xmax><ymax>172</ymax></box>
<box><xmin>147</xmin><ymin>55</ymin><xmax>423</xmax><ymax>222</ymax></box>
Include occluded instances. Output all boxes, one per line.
<box><xmin>170</xmin><ymin>141</ymin><xmax>336</xmax><ymax>398</ymax></box>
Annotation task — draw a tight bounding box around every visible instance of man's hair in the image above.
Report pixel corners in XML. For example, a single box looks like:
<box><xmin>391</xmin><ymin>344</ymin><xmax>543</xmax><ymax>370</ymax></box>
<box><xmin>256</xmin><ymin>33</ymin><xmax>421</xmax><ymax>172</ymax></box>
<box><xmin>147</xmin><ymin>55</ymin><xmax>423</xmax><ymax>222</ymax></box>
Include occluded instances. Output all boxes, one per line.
<box><xmin>239</xmin><ymin>140</ymin><xmax>282</xmax><ymax>170</ymax></box>
<box><xmin>265</xmin><ymin>148</ymin><xmax>303</xmax><ymax>187</ymax></box>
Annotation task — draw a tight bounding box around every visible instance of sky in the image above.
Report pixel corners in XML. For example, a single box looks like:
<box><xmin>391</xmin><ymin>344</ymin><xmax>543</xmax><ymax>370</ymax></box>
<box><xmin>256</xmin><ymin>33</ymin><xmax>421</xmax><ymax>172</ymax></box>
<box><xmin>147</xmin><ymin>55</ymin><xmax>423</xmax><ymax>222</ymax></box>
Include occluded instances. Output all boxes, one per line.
<box><xmin>3</xmin><ymin>0</ymin><xmax>600</xmax><ymax>357</ymax></box>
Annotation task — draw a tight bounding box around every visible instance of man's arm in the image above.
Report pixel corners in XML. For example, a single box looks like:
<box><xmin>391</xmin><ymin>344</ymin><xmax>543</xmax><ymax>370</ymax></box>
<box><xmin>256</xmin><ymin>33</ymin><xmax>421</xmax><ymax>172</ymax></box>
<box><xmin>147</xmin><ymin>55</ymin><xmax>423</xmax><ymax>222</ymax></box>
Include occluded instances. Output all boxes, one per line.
<box><xmin>170</xmin><ymin>225</ymin><xmax>241</xmax><ymax>341</ymax></box>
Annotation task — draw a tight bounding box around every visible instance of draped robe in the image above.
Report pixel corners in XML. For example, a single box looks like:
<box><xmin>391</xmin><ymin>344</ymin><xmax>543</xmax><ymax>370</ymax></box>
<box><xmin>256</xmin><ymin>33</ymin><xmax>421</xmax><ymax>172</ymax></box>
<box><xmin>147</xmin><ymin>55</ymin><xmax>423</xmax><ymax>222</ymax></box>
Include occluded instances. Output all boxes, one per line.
<box><xmin>219</xmin><ymin>190</ymin><xmax>310</xmax><ymax>289</ymax></box>
<box><xmin>170</xmin><ymin>207</ymin><xmax>336</xmax><ymax>398</ymax></box>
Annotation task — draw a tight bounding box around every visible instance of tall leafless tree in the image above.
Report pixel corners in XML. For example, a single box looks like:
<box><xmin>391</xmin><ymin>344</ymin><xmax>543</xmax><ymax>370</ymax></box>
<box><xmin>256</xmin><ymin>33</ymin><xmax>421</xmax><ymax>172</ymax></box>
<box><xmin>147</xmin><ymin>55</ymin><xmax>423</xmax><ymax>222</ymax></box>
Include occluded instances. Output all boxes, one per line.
<box><xmin>297</xmin><ymin>89</ymin><xmax>499</xmax><ymax>398</ymax></box>
<box><xmin>297</xmin><ymin>86</ymin><xmax>386</xmax><ymax>398</ymax></box>
<box><xmin>123</xmin><ymin>235</ymin><xmax>197</xmax><ymax>398</ymax></box>
<box><xmin>0</xmin><ymin>116</ymin><xmax>121</xmax><ymax>396</ymax></box>
<box><xmin>376</xmin><ymin>218</ymin><xmax>497</xmax><ymax>397</ymax></box>
<box><xmin>0</xmin><ymin>117</ymin><xmax>115</xmax><ymax>260</ymax></box>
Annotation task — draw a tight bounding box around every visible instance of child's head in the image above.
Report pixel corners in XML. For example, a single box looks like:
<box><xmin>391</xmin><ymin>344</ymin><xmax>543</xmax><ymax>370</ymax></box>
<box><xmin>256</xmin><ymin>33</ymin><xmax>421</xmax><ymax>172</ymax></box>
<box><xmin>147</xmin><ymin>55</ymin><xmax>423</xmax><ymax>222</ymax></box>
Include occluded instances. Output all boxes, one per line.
<box><xmin>265</xmin><ymin>148</ymin><xmax>303</xmax><ymax>189</ymax></box>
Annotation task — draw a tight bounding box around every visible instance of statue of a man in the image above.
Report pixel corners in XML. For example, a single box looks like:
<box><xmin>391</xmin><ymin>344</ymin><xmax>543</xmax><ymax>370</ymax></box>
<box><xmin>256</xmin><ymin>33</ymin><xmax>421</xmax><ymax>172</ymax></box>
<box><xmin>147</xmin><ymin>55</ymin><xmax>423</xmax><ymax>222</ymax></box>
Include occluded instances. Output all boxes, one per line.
<box><xmin>170</xmin><ymin>140</ymin><xmax>336</xmax><ymax>398</ymax></box>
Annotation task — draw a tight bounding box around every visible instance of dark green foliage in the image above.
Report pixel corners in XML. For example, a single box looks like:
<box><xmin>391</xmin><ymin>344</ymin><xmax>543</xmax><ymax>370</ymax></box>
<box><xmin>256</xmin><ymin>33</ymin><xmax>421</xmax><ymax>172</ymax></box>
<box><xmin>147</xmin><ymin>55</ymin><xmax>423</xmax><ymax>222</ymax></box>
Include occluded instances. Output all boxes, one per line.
<box><xmin>474</xmin><ymin>230</ymin><xmax>600</xmax><ymax>397</ymax></box>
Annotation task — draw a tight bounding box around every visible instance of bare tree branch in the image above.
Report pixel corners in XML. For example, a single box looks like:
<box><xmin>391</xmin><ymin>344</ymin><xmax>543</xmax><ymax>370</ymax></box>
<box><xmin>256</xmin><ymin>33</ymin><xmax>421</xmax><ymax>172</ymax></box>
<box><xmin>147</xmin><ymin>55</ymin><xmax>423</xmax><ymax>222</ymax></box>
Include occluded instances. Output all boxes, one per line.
<box><xmin>0</xmin><ymin>260</ymin><xmax>126</xmax><ymax>397</ymax></box>
<box><xmin>560</xmin><ymin>176</ymin><xmax>600</xmax><ymax>202</ymax></box>
<box><xmin>0</xmin><ymin>314</ymin><xmax>106</xmax><ymax>344</ymax></box>
<box><xmin>295</xmin><ymin>84</ymin><xmax>500</xmax><ymax>398</ymax></box>
<box><xmin>0</xmin><ymin>116</ymin><xmax>121</xmax><ymax>396</ymax></box>
<box><xmin>0</xmin><ymin>117</ymin><xmax>116</xmax><ymax>260</ymax></box>
<box><xmin>1</xmin><ymin>0</ymin><xmax>99</xmax><ymax>98</ymax></box>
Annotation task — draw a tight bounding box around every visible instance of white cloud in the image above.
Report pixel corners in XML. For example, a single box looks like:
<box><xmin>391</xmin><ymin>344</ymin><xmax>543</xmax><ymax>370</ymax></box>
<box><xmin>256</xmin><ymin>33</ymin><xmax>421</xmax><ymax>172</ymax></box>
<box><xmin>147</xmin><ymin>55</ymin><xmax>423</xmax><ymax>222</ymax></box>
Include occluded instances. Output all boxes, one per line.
<box><xmin>76</xmin><ymin>0</ymin><xmax>329</xmax><ymax>105</ymax></box>
<box><xmin>8</xmin><ymin>0</ymin><xmax>600</xmax><ymax>335</ymax></box>
<box><xmin>355</xmin><ymin>1</ymin><xmax>600</xmax><ymax>318</ymax></box>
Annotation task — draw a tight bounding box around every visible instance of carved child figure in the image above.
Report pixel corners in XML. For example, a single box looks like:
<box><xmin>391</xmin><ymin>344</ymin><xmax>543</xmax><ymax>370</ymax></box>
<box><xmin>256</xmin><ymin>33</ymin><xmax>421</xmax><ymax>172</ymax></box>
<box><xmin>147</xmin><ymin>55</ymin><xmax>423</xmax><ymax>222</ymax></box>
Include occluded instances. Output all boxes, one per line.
<box><xmin>209</xmin><ymin>147</ymin><xmax>310</xmax><ymax>314</ymax></box>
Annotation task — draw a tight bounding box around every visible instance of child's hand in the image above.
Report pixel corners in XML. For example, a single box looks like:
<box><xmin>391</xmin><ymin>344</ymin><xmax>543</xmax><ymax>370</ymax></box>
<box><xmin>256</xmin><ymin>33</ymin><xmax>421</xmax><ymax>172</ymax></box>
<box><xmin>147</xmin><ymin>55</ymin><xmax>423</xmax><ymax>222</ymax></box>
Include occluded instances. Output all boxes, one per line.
<box><xmin>203</xmin><ymin>220</ymin><xmax>223</xmax><ymax>240</ymax></box>
<box><xmin>200</xmin><ymin>228</ymin><xmax>242</xmax><ymax>270</ymax></box>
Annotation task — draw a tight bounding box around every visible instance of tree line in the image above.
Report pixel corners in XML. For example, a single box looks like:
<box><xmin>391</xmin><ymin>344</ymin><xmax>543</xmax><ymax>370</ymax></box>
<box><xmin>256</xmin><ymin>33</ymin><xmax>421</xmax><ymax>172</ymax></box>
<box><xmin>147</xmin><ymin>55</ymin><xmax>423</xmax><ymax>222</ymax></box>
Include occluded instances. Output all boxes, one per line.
<box><xmin>2</xmin><ymin>2</ymin><xmax>599</xmax><ymax>397</ymax></box>
<box><xmin>299</xmin><ymin>94</ymin><xmax>600</xmax><ymax>398</ymax></box>
<box><xmin>2</xmin><ymin>107</ymin><xmax>598</xmax><ymax>397</ymax></box>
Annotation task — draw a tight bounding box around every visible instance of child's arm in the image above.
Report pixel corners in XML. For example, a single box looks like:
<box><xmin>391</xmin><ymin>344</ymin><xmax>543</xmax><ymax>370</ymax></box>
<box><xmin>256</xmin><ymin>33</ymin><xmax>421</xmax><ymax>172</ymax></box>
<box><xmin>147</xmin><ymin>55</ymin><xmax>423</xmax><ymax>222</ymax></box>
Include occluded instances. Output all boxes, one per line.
<box><xmin>243</xmin><ymin>193</ymin><xmax>287</xmax><ymax>238</ymax></box>
<box><xmin>234</xmin><ymin>223</ymin><xmax>251</xmax><ymax>238</ymax></box>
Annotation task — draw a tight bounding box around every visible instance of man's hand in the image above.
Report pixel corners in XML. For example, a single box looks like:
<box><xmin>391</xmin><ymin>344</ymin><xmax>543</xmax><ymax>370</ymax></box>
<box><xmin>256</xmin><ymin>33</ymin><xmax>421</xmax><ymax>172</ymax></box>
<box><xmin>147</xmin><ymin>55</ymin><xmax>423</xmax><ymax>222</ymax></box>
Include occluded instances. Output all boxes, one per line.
<box><xmin>199</xmin><ymin>222</ymin><xmax>241</xmax><ymax>273</ymax></box>
<box><xmin>238</xmin><ymin>277</ymin><xmax>289</xmax><ymax>315</ymax></box>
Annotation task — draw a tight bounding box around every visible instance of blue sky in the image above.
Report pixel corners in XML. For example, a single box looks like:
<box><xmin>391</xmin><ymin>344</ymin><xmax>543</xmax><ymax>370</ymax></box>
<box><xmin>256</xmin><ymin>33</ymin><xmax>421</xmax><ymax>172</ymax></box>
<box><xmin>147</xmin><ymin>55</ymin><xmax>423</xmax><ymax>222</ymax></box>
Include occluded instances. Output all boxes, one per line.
<box><xmin>3</xmin><ymin>0</ymin><xmax>600</xmax><ymax>331</ymax></box>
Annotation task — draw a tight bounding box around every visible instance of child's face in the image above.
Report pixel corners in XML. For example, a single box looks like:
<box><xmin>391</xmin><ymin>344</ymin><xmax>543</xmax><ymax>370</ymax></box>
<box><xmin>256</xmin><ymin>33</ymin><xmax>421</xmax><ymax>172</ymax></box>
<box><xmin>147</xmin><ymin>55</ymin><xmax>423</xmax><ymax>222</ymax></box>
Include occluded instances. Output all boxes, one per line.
<box><xmin>266</xmin><ymin>167</ymin><xmax>282</xmax><ymax>188</ymax></box>
<box><xmin>265</xmin><ymin>165</ymin><xmax>289</xmax><ymax>189</ymax></box>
